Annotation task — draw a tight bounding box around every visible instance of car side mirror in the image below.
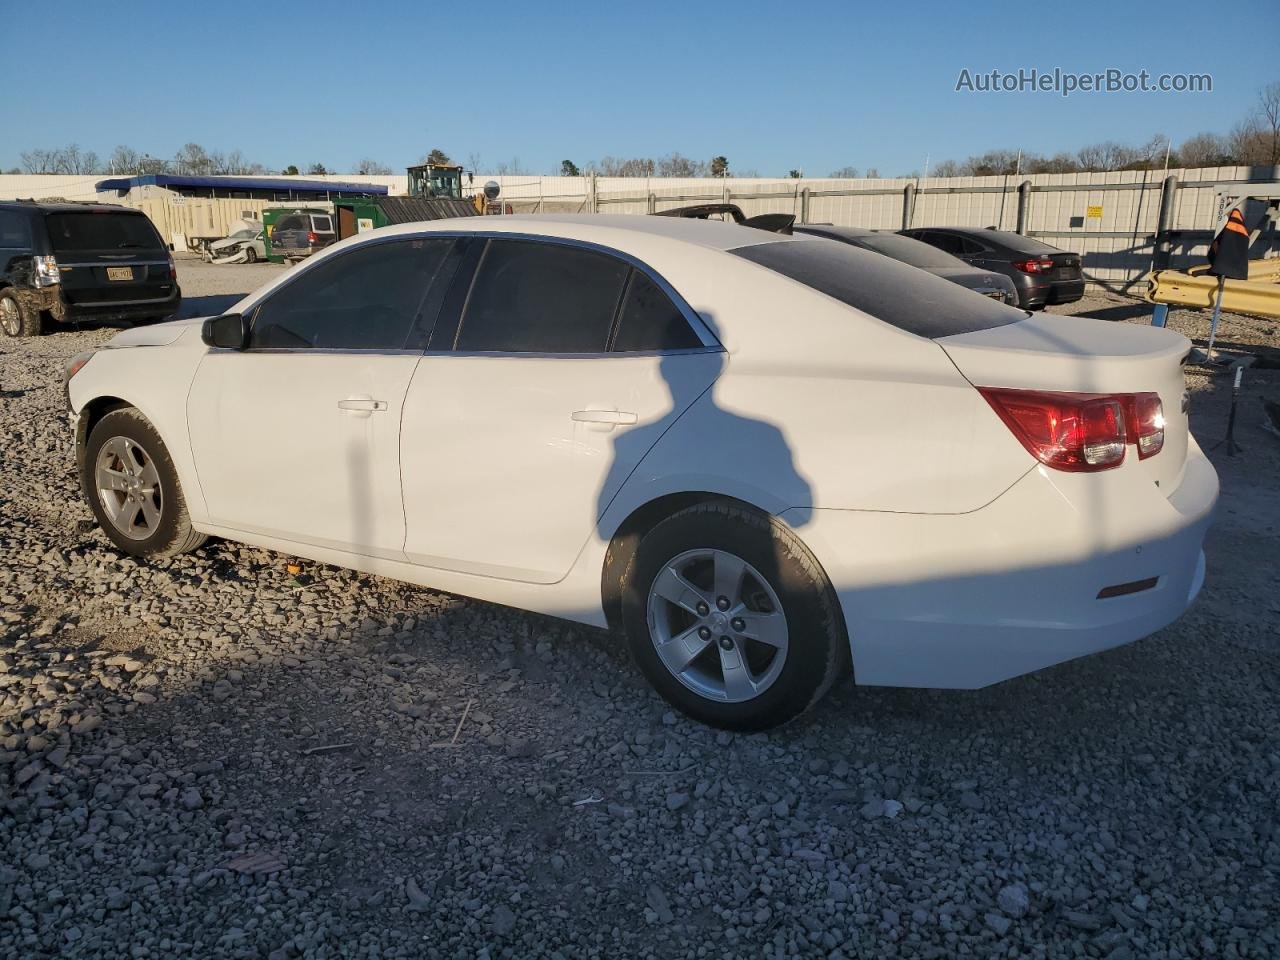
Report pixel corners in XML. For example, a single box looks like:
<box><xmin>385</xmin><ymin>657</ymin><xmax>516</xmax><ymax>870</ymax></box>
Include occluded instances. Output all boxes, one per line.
<box><xmin>201</xmin><ymin>313</ymin><xmax>248</xmax><ymax>350</ymax></box>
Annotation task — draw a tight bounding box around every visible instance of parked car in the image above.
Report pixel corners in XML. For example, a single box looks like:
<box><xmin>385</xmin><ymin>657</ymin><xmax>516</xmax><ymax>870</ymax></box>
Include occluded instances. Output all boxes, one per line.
<box><xmin>899</xmin><ymin>226</ymin><xmax>1085</xmax><ymax>309</ymax></box>
<box><xmin>794</xmin><ymin>225</ymin><xmax>1019</xmax><ymax>304</ymax></box>
<box><xmin>207</xmin><ymin>220</ymin><xmax>266</xmax><ymax>264</ymax></box>
<box><xmin>268</xmin><ymin>211</ymin><xmax>336</xmax><ymax>263</ymax></box>
<box><xmin>0</xmin><ymin>201</ymin><xmax>179</xmax><ymax>338</ymax></box>
<box><xmin>64</xmin><ymin>215</ymin><xmax>1216</xmax><ymax>730</ymax></box>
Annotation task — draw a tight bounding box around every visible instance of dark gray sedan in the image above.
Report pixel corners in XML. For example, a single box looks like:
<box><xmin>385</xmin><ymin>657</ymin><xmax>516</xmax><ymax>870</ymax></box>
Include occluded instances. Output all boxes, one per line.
<box><xmin>793</xmin><ymin>225</ymin><xmax>1019</xmax><ymax>305</ymax></box>
<box><xmin>899</xmin><ymin>227</ymin><xmax>1084</xmax><ymax>310</ymax></box>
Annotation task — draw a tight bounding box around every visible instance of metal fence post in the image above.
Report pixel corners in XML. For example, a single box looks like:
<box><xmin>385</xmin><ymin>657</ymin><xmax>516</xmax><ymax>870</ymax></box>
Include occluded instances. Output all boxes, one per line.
<box><xmin>800</xmin><ymin>187</ymin><xmax>810</xmax><ymax>224</ymax></box>
<box><xmin>588</xmin><ymin>173</ymin><xmax>597</xmax><ymax>214</ymax></box>
<box><xmin>647</xmin><ymin>192</ymin><xmax>656</xmax><ymax>214</ymax></box>
<box><xmin>1016</xmin><ymin>180</ymin><xmax>1031</xmax><ymax>234</ymax></box>
<box><xmin>902</xmin><ymin>183</ymin><xmax>915</xmax><ymax>230</ymax></box>
<box><xmin>1152</xmin><ymin>175</ymin><xmax>1179</xmax><ymax>271</ymax></box>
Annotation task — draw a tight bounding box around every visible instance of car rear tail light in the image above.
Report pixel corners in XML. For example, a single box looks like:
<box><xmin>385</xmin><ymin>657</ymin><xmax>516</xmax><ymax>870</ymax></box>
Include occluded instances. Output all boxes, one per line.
<box><xmin>307</xmin><ymin>231</ymin><xmax>319</xmax><ymax>244</ymax></box>
<box><xmin>1128</xmin><ymin>392</ymin><xmax>1164</xmax><ymax>459</ymax></box>
<box><xmin>167</xmin><ymin>253</ymin><xmax>177</xmax><ymax>281</ymax></box>
<box><xmin>1012</xmin><ymin>258</ymin><xmax>1056</xmax><ymax>274</ymax></box>
<box><xmin>33</xmin><ymin>255</ymin><xmax>60</xmax><ymax>288</ymax></box>
<box><xmin>979</xmin><ymin>388</ymin><xmax>1127</xmax><ymax>471</ymax></box>
<box><xmin>980</xmin><ymin>388</ymin><xmax>1168</xmax><ymax>471</ymax></box>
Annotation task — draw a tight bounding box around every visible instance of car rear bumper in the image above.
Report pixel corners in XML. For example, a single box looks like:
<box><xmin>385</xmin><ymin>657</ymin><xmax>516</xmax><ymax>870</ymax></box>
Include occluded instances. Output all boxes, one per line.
<box><xmin>52</xmin><ymin>286</ymin><xmax>182</xmax><ymax>324</ymax></box>
<box><xmin>272</xmin><ymin>245</ymin><xmax>328</xmax><ymax>259</ymax></box>
<box><xmin>1048</xmin><ymin>278</ymin><xmax>1086</xmax><ymax>304</ymax></box>
<box><xmin>781</xmin><ymin>437</ymin><xmax>1218</xmax><ymax>689</ymax></box>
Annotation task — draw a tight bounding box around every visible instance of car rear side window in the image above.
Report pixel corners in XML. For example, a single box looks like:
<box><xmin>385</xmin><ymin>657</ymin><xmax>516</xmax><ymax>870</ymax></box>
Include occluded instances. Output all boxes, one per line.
<box><xmin>311</xmin><ymin>216</ymin><xmax>332</xmax><ymax>232</ymax></box>
<box><xmin>45</xmin><ymin>212</ymin><xmax>164</xmax><ymax>253</ymax></box>
<box><xmin>610</xmin><ymin>268</ymin><xmax>703</xmax><ymax>352</ymax></box>
<box><xmin>0</xmin><ymin>211</ymin><xmax>31</xmax><ymax>248</ymax></box>
<box><xmin>730</xmin><ymin>240</ymin><xmax>1025</xmax><ymax>338</ymax></box>
<box><xmin>455</xmin><ymin>239</ymin><xmax>629</xmax><ymax>353</ymax></box>
<box><xmin>250</xmin><ymin>238</ymin><xmax>458</xmax><ymax>350</ymax></box>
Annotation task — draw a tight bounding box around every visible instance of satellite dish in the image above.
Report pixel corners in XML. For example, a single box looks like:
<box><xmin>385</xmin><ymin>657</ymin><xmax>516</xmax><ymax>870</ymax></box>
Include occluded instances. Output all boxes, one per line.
<box><xmin>483</xmin><ymin>180</ymin><xmax>501</xmax><ymax>201</ymax></box>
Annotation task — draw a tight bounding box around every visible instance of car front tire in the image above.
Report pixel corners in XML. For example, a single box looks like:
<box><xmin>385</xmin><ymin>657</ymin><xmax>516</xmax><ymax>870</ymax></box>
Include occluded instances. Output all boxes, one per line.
<box><xmin>81</xmin><ymin>407</ymin><xmax>206</xmax><ymax>558</ymax></box>
<box><xmin>621</xmin><ymin>501</ymin><xmax>846</xmax><ymax>730</ymax></box>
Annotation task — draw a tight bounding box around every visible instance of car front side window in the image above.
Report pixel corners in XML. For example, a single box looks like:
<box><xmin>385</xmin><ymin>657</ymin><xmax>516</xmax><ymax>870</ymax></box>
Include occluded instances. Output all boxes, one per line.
<box><xmin>248</xmin><ymin>238</ymin><xmax>459</xmax><ymax>351</ymax></box>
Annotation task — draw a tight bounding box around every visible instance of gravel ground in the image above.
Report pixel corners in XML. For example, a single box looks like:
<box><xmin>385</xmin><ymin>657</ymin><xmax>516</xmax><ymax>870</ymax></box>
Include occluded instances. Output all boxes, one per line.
<box><xmin>2</xmin><ymin>261</ymin><xmax>1278</xmax><ymax>959</ymax></box>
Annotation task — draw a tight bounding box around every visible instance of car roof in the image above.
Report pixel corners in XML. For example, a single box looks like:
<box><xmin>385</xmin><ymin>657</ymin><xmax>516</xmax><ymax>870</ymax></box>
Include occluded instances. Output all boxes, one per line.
<box><xmin>0</xmin><ymin>200</ymin><xmax>141</xmax><ymax>215</ymax></box>
<box><xmin>365</xmin><ymin>213</ymin><xmax>796</xmax><ymax>253</ymax></box>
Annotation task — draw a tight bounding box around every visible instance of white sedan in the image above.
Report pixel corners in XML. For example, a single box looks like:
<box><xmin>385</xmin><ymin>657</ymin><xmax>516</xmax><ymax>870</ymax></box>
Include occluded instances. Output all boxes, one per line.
<box><xmin>64</xmin><ymin>215</ymin><xmax>1218</xmax><ymax>729</ymax></box>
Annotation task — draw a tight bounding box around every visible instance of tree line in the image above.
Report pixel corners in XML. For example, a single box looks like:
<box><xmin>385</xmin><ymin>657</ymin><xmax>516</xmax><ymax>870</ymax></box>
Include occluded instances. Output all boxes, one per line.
<box><xmin>901</xmin><ymin>80</ymin><xmax>1280</xmax><ymax>178</ymax></box>
<box><xmin>11</xmin><ymin>82</ymin><xmax>1277</xmax><ymax>181</ymax></box>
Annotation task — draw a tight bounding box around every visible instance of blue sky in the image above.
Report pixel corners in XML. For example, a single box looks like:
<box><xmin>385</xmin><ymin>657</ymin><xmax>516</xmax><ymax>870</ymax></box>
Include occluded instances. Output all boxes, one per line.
<box><xmin>2</xmin><ymin>0</ymin><xmax>1275</xmax><ymax>177</ymax></box>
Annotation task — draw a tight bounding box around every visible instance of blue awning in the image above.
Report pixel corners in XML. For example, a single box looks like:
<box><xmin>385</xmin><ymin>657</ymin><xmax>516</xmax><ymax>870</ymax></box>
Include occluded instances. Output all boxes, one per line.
<box><xmin>95</xmin><ymin>174</ymin><xmax>389</xmax><ymax>195</ymax></box>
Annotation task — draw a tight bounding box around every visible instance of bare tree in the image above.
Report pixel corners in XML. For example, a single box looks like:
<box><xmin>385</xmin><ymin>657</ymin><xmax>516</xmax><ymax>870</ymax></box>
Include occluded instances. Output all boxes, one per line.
<box><xmin>930</xmin><ymin>159</ymin><xmax>962</xmax><ymax>178</ymax></box>
<box><xmin>1177</xmin><ymin>132</ymin><xmax>1231</xmax><ymax>167</ymax></box>
<box><xmin>864</xmin><ymin>168</ymin><xmax>880</xmax><ymax>179</ymax></box>
<box><xmin>828</xmin><ymin>165</ymin><xmax>859</xmax><ymax>178</ymax></box>
<box><xmin>108</xmin><ymin>145</ymin><xmax>141</xmax><ymax>175</ymax></box>
<box><xmin>494</xmin><ymin>157</ymin><xmax>526</xmax><ymax>176</ymax></box>
<box><xmin>355</xmin><ymin>158</ymin><xmax>393</xmax><ymax>175</ymax></box>
<box><xmin>174</xmin><ymin>142</ymin><xmax>212</xmax><ymax>175</ymax></box>
<box><xmin>1258</xmin><ymin>80</ymin><xmax>1280</xmax><ymax>165</ymax></box>
<box><xmin>466</xmin><ymin>152</ymin><xmax>483</xmax><ymax>174</ymax></box>
<box><xmin>655</xmin><ymin>153</ymin><xmax>705</xmax><ymax>177</ymax></box>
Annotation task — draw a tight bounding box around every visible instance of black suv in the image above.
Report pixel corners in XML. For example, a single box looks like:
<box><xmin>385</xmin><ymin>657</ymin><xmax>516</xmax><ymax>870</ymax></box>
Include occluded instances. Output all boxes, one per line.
<box><xmin>0</xmin><ymin>201</ymin><xmax>181</xmax><ymax>337</ymax></box>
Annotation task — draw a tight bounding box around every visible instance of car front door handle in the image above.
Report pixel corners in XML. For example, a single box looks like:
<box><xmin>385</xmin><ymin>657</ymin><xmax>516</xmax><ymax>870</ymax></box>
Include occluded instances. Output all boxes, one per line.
<box><xmin>337</xmin><ymin>397</ymin><xmax>387</xmax><ymax>417</ymax></box>
<box><xmin>571</xmin><ymin>408</ymin><xmax>638</xmax><ymax>431</ymax></box>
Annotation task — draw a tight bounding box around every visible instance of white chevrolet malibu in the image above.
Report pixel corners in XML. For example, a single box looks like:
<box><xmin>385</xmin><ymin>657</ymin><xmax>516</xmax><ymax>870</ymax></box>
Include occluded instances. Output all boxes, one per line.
<box><xmin>65</xmin><ymin>215</ymin><xmax>1218</xmax><ymax>729</ymax></box>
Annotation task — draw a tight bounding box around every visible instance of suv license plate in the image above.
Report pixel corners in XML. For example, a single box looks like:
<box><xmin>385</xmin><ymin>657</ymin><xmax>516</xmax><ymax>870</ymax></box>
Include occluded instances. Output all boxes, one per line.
<box><xmin>106</xmin><ymin>266</ymin><xmax>134</xmax><ymax>281</ymax></box>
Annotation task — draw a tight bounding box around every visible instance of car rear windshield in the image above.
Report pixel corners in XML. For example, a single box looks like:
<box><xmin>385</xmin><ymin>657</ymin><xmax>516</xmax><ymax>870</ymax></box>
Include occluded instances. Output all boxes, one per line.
<box><xmin>851</xmin><ymin>233</ymin><xmax>965</xmax><ymax>270</ymax></box>
<box><xmin>730</xmin><ymin>239</ymin><xmax>1025</xmax><ymax>338</ymax></box>
<box><xmin>45</xmin><ymin>212</ymin><xmax>165</xmax><ymax>253</ymax></box>
<box><xmin>977</xmin><ymin>229</ymin><xmax>1065</xmax><ymax>255</ymax></box>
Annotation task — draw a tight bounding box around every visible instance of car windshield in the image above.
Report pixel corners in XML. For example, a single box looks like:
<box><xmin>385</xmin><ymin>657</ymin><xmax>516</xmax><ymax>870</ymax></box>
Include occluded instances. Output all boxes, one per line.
<box><xmin>730</xmin><ymin>239</ymin><xmax>1025</xmax><ymax>338</ymax></box>
<box><xmin>45</xmin><ymin>212</ymin><xmax>164</xmax><ymax>252</ymax></box>
<box><xmin>228</xmin><ymin>229</ymin><xmax>258</xmax><ymax>240</ymax></box>
<box><xmin>853</xmin><ymin>233</ymin><xmax>966</xmax><ymax>269</ymax></box>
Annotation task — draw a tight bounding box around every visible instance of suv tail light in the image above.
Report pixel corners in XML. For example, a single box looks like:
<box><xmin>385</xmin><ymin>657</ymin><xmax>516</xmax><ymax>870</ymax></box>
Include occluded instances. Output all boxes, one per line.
<box><xmin>167</xmin><ymin>253</ymin><xmax>177</xmax><ymax>281</ymax></box>
<box><xmin>1012</xmin><ymin>258</ymin><xmax>1056</xmax><ymax>274</ymax></box>
<box><xmin>33</xmin><ymin>255</ymin><xmax>60</xmax><ymax>288</ymax></box>
<box><xmin>980</xmin><ymin>388</ymin><xmax>1166</xmax><ymax>471</ymax></box>
<box><xmin>306</xmin><ymin>231</ymin><xmax>319</xmax><ymax>244</ymax></box>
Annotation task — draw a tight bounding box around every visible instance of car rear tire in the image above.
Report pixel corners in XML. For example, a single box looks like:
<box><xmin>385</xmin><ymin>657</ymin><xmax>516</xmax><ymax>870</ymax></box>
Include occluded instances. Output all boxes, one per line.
<box><xmin>620</xmin><ymin>501</ymin><xmax>846</xmax><ymax>730</ymax></box>
<box><xmin>0</xmin><ymin>288</ymin><xmax>41</xmax><ymax>338</ymax></box>
<box><xmin>81</xmin><ymin>407</ymin><xmax>206</xmax><ymax>558</ymax></box>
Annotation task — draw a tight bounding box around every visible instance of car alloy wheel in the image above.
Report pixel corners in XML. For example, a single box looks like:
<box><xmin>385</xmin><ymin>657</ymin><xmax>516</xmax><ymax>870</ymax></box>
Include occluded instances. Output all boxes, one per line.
<box><xmin>0</xmin><ymin>295</ymin><xmax>21</xmax><ymax>336</ymax></box>
<box><xmin>646</xmin><ymin>547</ymin><xmax>789</xmax><ymax>703</ymax></box>
<box><xmin>94</xmin><ymin>435</ymin><xmax>164</xmax><ymax>540</ymax></box>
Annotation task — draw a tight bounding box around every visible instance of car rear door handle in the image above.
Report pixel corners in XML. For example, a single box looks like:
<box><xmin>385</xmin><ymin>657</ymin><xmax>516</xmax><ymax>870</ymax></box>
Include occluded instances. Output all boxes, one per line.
<box><xmin>337</xmin><ymin>397</ymin><xmax>387</xmax><ymax>416</ymax></box>
<box><xmin>572</xmin><ymin>408</ymin><xmax>637</xmax><ymax>431</ymax></box>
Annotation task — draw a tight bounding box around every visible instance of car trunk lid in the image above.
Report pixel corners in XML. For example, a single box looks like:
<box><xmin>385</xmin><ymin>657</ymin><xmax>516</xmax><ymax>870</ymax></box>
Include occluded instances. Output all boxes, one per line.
<box><xmin>1046</xmin><ymin>251</ymin><xmax>1082</xmax><ymax>281</ymax></box>
<box><xmin>937</xmin><ymin>312</ymin><xmax>1192</xmax><ymax>490</ymax></box>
